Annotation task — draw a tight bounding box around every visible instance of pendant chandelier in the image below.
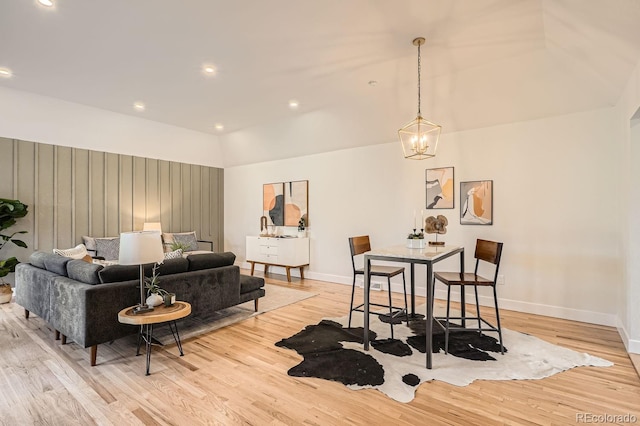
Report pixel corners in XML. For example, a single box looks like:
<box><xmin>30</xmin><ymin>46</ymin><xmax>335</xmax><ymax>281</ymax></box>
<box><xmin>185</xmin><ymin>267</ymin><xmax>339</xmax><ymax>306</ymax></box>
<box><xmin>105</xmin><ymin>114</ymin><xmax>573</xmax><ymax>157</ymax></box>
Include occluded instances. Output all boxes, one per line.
<box><xmin>398</xmin><ymin>37</ymin><xmax>441</xmax><ymax>160</ymax></box>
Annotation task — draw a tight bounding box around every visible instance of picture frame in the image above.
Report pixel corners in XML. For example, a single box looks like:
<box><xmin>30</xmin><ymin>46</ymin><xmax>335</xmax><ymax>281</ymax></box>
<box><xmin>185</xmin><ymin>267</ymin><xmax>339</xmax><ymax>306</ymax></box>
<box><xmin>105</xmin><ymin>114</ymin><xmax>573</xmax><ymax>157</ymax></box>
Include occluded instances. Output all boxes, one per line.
<box><xmin>426</xmin><ymin>167</ymin><xmax>454</xmax><ymax>209</ymax></box>
<box><xmin>460</xmin><ymin>180</ymin><xmax>493</xmax><ymax>225</ymax></box>
<box><xmin>284</xmin><ymin>180</ymin><xmax>309</xmax><ymax>226</ymax></box>
<box><xmin>263</xmin><ymin>182</ymin><xmax>284</xmax><ymax>226</ymax></box>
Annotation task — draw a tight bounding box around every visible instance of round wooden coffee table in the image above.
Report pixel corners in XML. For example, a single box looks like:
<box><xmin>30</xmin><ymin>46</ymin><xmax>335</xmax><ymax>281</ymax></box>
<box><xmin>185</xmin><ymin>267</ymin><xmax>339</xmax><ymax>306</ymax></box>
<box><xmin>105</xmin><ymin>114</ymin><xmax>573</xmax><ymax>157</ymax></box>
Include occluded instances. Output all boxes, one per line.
<box><xmin>118</xmin><ymin>301</ymin><xmax>191</xmax><ymax>375</ymax></box>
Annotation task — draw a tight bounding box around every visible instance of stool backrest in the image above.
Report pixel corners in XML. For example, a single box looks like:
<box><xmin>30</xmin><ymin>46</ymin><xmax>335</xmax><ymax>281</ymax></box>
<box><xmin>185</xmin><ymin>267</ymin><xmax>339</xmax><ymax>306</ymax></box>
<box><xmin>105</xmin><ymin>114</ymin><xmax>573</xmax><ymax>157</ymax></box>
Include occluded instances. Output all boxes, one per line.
<box><xmin>474</xmin><ymin>239</ymin><xmax>504</xmax><ymax>281</ymax></box>
<box><xmin>349</xmin><ymin>235</ymin><xmax>372</xmax><ymax>273</ymax></box>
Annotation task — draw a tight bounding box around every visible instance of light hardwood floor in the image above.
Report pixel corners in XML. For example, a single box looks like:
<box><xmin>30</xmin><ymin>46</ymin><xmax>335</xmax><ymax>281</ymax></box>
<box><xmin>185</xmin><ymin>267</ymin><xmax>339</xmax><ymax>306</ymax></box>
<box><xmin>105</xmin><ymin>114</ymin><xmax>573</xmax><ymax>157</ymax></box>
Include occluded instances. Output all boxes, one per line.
<box><xmin>1</xmin><ymin>271</ymin><xmax>639</xmax><ymax>425</ymax></box>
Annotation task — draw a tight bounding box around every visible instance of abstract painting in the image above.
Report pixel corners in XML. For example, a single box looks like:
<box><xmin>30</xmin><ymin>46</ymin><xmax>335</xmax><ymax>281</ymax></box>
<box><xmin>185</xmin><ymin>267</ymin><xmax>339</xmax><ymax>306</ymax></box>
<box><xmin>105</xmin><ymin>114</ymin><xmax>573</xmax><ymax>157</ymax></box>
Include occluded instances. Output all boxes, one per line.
<box><xmin>426</xmin><ymin>167</ymin><xmax>454</xmax><ymax>209</ymax></box>
<box><xmin>460</xmin><ymin>180</ymin><xmax>493</xmax><ymax>225</ymax></box>
<box><xmin>284</xmin><ymin>180</ymin><xmax>308</xmax><ymax>226</ymax></box>
<box><xmin>263</xmin><ymin>182</ymin><xmax>284</xmax><ymax>226</ymax></box>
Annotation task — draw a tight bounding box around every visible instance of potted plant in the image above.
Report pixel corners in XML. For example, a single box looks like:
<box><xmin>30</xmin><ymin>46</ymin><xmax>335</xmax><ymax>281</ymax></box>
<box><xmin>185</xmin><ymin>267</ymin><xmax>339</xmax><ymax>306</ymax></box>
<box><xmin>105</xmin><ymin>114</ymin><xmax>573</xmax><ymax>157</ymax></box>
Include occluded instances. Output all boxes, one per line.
<box><xmin>0</xmin><ymin>198</ymin><xmax>28</xmax><ymax>303</ymax></box>
<box><xmin>144</xmin><ymin>264</ymin><xmax>174</xmax><ymax>307</ymax></box>
<box><xmin>406</xmin><ymin>229</ymin><xmax>425</xmax><ymax>249</ymax></box>
<box><xmin>297</xmin><ymin>217</ymin><xmax>306</xmax><ymax>238</ymax></box>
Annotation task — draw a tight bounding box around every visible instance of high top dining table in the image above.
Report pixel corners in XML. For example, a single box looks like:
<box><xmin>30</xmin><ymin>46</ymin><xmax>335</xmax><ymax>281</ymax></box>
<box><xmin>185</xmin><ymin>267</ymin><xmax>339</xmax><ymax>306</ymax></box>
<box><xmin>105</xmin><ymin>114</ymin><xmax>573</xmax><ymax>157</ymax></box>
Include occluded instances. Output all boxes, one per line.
<box><xmin>363</xmin><ymin>244</ymin><xmax>464</xmax><ymax>369</ymax></box>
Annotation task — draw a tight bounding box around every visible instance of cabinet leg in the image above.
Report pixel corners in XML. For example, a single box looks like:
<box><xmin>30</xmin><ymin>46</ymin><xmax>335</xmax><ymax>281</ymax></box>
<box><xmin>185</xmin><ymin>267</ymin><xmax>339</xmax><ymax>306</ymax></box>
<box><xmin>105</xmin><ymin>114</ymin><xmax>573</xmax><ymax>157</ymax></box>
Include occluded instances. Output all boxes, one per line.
<box><xmin>299</xmin><ymin>266</ymin><xmax>305</xmax><ymax>280</ymax></box>
<box><xmin>264</xmin><ymin>264</ymin><xmax>269</xmax><ymax>275</ymax></box>
<box><xmin>286</xmin><ymin>267</ymin><xmax>291</xmax><ymax>282</ymax></box>
<box><xmin>250</xmin><ymin>262</ymin><xmax>255</xmax><ymax>276</ymax></box>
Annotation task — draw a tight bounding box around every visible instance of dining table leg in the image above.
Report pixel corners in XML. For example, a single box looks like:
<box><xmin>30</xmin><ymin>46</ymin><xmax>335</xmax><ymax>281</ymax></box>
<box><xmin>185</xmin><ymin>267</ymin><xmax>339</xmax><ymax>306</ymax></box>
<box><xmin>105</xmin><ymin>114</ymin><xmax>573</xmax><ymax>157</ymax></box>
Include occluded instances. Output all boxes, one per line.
<box><xmin>460</xmin><ymin>250</ymin><xmax>466</xmax><ymax>327</ymax></box>
<box><xmin>426</xmin><ymin>262</ymin><xmax>434</xmax><ymax>369</ymax></box>
<box><xmin>364</xmin><ymin>256</ymin><xmax>370</xmax><ymax>350</ymax></box>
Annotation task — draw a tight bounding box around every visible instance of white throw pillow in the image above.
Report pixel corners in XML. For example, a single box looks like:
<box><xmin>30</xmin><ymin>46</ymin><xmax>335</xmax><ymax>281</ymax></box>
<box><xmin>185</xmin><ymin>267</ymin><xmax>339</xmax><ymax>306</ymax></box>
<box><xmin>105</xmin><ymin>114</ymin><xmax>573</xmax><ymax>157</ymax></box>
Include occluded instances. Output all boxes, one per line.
<box><xmin>164</xmin><ymin>248</ymin><xmax>183</xmax><ymax>260</ymax></box>
<box><xmin>53</xmin><ymin>244</ymin><xmax>89</xmax><ymax>259</ymax></box>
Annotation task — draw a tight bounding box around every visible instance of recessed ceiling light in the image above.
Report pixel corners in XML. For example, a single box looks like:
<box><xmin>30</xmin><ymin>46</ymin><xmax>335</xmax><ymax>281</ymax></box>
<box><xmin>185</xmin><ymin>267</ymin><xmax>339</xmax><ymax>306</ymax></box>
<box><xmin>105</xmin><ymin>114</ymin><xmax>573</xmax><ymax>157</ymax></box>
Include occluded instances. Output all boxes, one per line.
<box><xmin>37</xmin><ymin>0</ymin><xmax>54</xmax><ymax>7</ymax></box>
<box><xmin>203</xmin><ymin>65</ymin><xmax>217</xmax><ymax>75</ymax></box>
<box><xmin>0</xmin><ymin>68</ymin><xmax>12</xmax><ymax>78</ymax></box>
<box><xmin>288</xmin><ymin>99</ymin><xmax>299</xmax><ymax>109</ymax></box>
<box><xmin>368</xmin><ymin>80</ymin><xmax>378</xmax><ymax>86</ymax></box>
<box><xmin>133</xmin><ymin>102</ymin><xmax>145</xmax><ymax>111</ymax></box>
<box><xmin>214</xmin><ymin>123</ymin><xmax>224</xmax><ymax>131</ymax></box>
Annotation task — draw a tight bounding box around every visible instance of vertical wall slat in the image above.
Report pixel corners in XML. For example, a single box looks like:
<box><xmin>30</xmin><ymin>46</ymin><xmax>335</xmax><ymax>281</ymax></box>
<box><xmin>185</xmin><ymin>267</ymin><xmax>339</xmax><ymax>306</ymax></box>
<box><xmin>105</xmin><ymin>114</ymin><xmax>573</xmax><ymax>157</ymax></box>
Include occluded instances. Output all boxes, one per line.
<box><xmin>0</xmin><ymin>139</ymin><xmax>223</xmax><ymax>255</ymax></box>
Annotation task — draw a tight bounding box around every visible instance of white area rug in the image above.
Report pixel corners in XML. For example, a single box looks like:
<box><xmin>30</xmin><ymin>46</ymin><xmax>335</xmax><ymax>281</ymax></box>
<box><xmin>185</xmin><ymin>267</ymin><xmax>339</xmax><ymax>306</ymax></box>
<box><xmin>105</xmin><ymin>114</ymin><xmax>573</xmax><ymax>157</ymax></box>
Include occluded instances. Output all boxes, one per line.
<box><xmin>156</xmin><ymin>283</ymin><xmax>316</xmax><ymax>343</ymax></box>
<box><xmin>278</xmin><ymin>305</ymin><xmax>613</xmax><ymax>403</ymax></box>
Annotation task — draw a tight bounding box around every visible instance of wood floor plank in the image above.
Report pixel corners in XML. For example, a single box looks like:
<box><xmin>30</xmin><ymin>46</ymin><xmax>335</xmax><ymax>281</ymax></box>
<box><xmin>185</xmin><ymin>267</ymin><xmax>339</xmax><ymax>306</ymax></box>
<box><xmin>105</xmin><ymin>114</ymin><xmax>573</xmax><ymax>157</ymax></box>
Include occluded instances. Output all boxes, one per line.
<box><xmin>1</xmin><ymin>270</ymin><xmax>639</xmax><ymax>425</ymax></box>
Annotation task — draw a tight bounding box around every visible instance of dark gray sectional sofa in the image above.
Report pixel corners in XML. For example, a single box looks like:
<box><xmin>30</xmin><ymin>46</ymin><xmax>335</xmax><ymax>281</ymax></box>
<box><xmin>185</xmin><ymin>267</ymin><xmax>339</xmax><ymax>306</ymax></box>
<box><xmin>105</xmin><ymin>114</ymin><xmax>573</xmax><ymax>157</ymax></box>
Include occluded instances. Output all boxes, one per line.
<box><xmin>14</xmin><ymin>251</ymin><xmax>265</xmax><ymax>366</ymax></box>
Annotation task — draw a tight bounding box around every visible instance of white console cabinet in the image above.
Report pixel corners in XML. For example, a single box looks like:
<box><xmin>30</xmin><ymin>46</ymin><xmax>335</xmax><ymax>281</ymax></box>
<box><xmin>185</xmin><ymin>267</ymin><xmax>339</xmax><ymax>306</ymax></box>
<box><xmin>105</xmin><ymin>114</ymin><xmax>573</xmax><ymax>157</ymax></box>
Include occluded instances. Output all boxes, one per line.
<box><xmin>246</xmin><ymin>236</ymin><xmax>309</xmax><ymax>282</ymax></box>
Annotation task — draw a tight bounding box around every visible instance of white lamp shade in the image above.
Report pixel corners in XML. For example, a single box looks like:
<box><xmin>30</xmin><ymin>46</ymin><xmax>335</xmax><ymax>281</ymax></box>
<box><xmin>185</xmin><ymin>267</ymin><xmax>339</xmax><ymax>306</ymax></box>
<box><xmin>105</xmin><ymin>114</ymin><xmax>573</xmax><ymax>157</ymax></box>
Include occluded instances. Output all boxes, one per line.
<box><xmin>142</xmin><ymin>222</ymin><xmax>162</xmax><ymax>233</ymax></box>
<box><xmin>118</xmin><ymin>231</ymin><xmax>165</xmax><ymax>265</ymax></box>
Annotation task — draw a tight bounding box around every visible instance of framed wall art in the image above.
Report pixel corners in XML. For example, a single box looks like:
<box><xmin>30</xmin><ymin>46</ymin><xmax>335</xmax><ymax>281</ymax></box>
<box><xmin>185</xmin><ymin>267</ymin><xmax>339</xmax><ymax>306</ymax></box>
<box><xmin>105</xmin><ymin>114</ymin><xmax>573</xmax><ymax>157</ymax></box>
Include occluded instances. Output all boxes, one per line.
<box><xmin>263</xmin><ymin>182</ymin><xmax>284</xmax><ymax>226</ymax></box>
<box><xmin>284</xmin><ymin>180</ymin><xmax>309</xmax><ymax>226</ymax></box>
<box><xmin>426</xmin><ymin>167</ymin><xmax>454</xmax><ymax>209</ymax></box>
<box><xmin>460</xmin><ymin>180</ymin><xmax>493</xmax><ymax>225</ymax></box>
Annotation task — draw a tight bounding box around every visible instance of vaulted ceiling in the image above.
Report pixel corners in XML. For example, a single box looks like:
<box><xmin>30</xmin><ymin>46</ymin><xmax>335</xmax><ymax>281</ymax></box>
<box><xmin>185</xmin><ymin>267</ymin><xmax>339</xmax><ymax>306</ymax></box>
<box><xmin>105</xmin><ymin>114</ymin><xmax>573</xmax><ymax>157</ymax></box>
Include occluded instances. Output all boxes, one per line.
<box><xmin>2</xmin><ymin>0</ymin><xmax>640</xmax><ymax>166</ymax></box>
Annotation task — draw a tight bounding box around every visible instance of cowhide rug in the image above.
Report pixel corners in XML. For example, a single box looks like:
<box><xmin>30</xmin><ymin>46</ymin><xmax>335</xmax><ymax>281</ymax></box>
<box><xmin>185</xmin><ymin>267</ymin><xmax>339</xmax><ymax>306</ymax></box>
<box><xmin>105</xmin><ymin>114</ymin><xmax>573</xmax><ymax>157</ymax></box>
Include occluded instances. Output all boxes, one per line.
<box><xmin>275</xmin><ymin>307</ymin><xmax>613</xmax><ymax>403</ymax></box>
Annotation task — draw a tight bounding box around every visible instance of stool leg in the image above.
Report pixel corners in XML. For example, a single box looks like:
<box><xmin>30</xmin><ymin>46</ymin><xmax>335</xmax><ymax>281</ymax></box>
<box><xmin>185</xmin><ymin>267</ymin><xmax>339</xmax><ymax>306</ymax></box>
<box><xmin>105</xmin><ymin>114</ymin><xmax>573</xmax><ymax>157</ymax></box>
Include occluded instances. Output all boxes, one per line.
<box><xmin>387</xmin><ymin>277</ymin><xmax>394</xmax><ymax>340</ymax></box>
<box><xmin>402</xmin><ymin>271</ymin><xmax>409</xmax><ymax>325</ymax></box>
<box><xmin>445</xmin><ymin>285</ymin><xmax>452</xmax><ymax>354</ymax></box>
<box><xmin>493</xmin><ymin>285</ymin><xmax>504</xmax><ymax>354</ymax></box>
<box><xmin>474</xmin><ymin>286</ymin><xmax>482</xmax><ymax>335</ymax></box>
<box><xmin>348</xmin><ymin>274</ymin><xmax>357</xmax><ymax>328</ymax></box>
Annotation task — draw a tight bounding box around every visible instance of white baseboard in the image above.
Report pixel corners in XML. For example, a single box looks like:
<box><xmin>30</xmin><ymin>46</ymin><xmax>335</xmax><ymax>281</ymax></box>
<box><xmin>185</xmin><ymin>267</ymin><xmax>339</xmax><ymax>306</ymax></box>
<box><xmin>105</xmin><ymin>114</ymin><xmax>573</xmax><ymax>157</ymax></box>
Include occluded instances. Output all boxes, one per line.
<box><xmin>617</xmin><ymin>317</ymin><xmax>640</xmax><ymax>354</ymax></box>
<box><xmin>238</xmin><ymin>265</ymin><xmax>621</xmax><ymax>329</ymax></box>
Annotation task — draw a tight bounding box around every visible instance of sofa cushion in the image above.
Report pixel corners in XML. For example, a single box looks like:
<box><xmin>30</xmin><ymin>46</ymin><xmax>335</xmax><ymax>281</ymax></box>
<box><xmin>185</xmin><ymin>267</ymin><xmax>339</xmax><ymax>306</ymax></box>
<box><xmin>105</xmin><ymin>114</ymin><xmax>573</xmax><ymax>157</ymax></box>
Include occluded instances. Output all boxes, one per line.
<box><xmin>99</xmin><ymin>264</ymin><xmax>140</xmax><ymax>283</ymax></box>
<box><xmin>67</xmin><ymin>260</ymin><xmax>104</xmax><ymax>285</ymax></box>
<box><xmin>43</xmin><ymin>254</ymin><xmax>71</xmax><ymax>276</ymax></box>
<box><xmin>157</xmin><ymin>257</ymin><xmax>189</xmax><ymax>276</ymax></box>
<box><xmin>187</xmin><ymin>252</ymin><xmax>236</xmax><ymax>271</ymax></box>
<box><xmin>29</xmin><ymin>251</ymin><xmax>49</xmax><ymax>269</ymax></box>
<box><xmin>240</xmin><ymin>274</ymin><xmax>265</xmax><ymax>294</ymax></box>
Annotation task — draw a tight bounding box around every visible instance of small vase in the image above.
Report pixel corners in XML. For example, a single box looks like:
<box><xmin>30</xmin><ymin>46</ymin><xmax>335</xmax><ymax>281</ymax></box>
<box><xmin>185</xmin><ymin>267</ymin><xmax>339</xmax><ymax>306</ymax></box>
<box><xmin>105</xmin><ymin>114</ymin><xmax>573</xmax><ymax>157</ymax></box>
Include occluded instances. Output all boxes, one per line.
<box><xmin>406</xmin><ymin>238</ymin><xmax>426</xmax><ymax>249</ymax></box>
<box><xmin>163</xmin><ymin>293</ymin><xmax>176</xmax><ymax>307</ymax></box>
<box><xmin>146</xmin><ymin>293</ymin><xmax>164</xmax><ymax>307</ymax></box>
<box><xmin>0</xmin><ymin>285</ymin><xmax>12</xmax><ymax>304</ymax></box>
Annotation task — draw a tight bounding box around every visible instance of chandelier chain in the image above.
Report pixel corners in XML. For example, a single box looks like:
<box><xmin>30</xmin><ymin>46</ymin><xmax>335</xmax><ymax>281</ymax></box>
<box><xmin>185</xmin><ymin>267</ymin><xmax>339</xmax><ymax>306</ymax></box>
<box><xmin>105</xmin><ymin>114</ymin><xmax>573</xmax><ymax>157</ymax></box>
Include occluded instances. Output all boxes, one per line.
<box><xmin>417</xmin><ymin>41</ymin><xmax>421</xmax><ymax>115</ymax></box>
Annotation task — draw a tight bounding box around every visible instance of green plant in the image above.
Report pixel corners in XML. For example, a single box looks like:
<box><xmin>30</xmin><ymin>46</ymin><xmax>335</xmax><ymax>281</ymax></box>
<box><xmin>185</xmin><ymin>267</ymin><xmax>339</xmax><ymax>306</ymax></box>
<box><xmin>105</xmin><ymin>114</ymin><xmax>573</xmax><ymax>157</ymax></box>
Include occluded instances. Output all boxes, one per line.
<box><xmin>0</xmin><ymin>198</ymin><xmax>29</xmax><ymax>283</ymax></box>
<box><xmin>407</xmin><ymin>231</ymin><xmax>424</xmax><ymax>239</ymax></box>
<box><xmin>144</xmin><ymin>263</ymin><xmax>168</xmax><ymax>297</ymax></box>
<box><xmin>170</xmin><ymin>241</ymin><xmax>190</xmax><ymax>252</ymax></box>
<box><xmin>298</xmin><ymin>217</ymin><xmax>306</xmax><ymax>231</ymax></box>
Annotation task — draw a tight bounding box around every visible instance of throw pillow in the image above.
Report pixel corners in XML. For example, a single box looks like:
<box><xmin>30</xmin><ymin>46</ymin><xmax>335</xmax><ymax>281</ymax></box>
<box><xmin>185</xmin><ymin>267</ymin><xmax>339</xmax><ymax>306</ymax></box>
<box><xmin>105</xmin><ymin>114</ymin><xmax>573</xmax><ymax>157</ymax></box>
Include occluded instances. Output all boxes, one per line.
<box><xmin>53</xmin><ymin>243</ymin><xmax>89</xmax><ymax>259</ymax></box>
<box><xmin>164</xmin><ymin>248</ymin><xmax>183</xmax><ymax>260</ymax></box>
<box><xmin>95</xmin><ymin>237</ymin><xmax>120</xmax><ymax>261</ymax></box>
<box><xmin>82</xmin><ymin>236</ymin><xmax>97</xmax><ymax>254</ymax></box>
<box><xmin>162</xmin><ymin>231</ymin><xmax>198</xmax><ymax>252</ymax></box>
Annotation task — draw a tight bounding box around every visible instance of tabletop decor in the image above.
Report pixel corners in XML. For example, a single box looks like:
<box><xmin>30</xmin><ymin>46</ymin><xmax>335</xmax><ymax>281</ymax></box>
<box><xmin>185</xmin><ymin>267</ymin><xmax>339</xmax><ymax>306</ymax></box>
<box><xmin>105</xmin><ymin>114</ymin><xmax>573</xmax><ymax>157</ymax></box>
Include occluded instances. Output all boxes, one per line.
<box><xmin>425</xmin><ymin>215</ymin><xmax>448</xmax><ymax>246</ymax></box>
<box><xmin>406</xmin><ymin>229</ymin><xmax>425</xmax><ymax>248</ymax></box>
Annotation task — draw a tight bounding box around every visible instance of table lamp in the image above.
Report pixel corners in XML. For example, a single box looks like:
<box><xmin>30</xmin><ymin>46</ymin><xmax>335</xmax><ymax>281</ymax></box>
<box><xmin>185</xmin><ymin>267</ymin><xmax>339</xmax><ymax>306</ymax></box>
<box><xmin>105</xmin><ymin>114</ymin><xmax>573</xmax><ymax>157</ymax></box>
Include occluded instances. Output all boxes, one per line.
<box><xmin>142</xmin><ymin>222</ymin><xmax>162</xmax><ymax>233</ymax></box>
<box><xmin>119</xmin><ymin>231</ymin><xmax>165</xmax><ymax>314</ymax></box>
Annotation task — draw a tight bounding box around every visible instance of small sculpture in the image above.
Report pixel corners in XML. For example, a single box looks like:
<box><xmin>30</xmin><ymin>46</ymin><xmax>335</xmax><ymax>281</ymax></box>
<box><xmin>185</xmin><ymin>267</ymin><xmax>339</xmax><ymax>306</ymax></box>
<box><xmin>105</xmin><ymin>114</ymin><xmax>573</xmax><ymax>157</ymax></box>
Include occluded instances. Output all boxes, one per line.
<box><xmin>260</xmin><ymin>216</ymin><xmax>268</xmax><ymax>236</ymax></box>
<box><xmin>425</xmin><ymin>215</ymin><xmax>448</xmax><ymax>246</ymax></box>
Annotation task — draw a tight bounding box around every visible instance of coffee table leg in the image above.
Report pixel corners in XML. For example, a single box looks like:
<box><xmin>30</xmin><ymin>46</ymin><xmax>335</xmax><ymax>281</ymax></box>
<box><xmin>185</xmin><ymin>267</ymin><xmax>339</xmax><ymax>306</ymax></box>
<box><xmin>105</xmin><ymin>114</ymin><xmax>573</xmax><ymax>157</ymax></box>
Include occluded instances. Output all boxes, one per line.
<box><xmin>145</xmin><ymin>324</ymin><xmax>153</xmax><ymax>376</ymax></box>
<box><xmin>168</xmin><ymin>320</ymin><xmax>184</xmax><ymax>356</ymax></box>
<box><xmin>136</xmin><ymin>325</ymin><xmax>143</xmax><ymax>356</ymax></box>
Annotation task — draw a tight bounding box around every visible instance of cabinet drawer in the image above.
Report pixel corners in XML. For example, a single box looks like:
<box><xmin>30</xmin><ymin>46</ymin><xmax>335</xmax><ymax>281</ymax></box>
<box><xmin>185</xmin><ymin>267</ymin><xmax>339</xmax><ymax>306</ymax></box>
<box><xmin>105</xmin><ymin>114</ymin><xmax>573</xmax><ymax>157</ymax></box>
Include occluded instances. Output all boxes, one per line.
<box><xmin>259</xmin><ymin>245</ymin><xmax>278</xmax><ymax>256</ymax></box>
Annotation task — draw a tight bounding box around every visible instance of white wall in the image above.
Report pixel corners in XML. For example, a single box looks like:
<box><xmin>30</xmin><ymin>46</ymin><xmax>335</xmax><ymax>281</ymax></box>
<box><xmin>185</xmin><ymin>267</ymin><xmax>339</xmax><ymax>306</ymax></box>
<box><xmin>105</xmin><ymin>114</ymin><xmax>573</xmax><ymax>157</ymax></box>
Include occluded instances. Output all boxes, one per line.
<box><xmin>616</xmin><ymin>59</ymin><xmax>640</xmax><ymax>354</ymax></box>
<box><xmin>225</xmin><ymin>107</ymin><xmax>620</xmax><ymax>326</ymax></box>
<box><xmin>0</xmin><ymin>86</ymin><xmax>223</xmax><ymax>168</ymax></box>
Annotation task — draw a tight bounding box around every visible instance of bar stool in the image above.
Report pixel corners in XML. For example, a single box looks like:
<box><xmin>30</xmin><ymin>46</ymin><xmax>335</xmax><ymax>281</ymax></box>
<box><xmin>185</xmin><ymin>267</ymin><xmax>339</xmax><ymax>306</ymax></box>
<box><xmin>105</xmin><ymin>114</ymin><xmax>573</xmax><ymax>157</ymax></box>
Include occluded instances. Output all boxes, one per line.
<box><xmin>348</xmin><ymin>235</ymin><xmax>408</xmax><ymax>339</ymax></box>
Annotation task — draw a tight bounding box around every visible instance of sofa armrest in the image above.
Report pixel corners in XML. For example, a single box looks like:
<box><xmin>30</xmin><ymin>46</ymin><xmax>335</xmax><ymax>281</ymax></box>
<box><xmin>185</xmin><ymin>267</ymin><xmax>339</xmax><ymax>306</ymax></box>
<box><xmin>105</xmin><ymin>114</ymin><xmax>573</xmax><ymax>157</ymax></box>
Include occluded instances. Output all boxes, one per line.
<box><xmin>50</xmin><ymin>277</ymin><xmax>140</xmax><ymax>348</ymax></box>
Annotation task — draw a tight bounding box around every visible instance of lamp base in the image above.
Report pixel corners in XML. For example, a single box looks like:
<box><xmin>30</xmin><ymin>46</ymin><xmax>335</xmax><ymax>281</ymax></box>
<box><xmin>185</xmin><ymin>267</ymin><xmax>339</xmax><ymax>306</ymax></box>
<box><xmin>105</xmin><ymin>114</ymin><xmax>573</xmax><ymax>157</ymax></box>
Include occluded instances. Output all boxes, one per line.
<box><xmin>428</xmin><ymin>241</ymin><xmax>445</xmax><ymax>246</ymax></box>
<box><xmin>133</xmin><ymin>304</ymin><xmax>154</xmax><ymax>315</ymax></box>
